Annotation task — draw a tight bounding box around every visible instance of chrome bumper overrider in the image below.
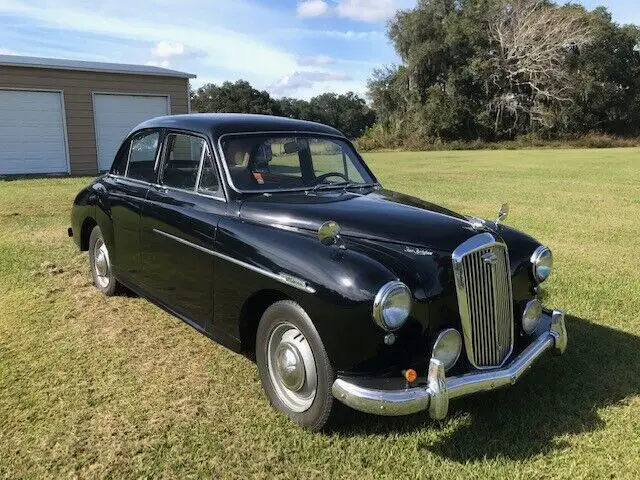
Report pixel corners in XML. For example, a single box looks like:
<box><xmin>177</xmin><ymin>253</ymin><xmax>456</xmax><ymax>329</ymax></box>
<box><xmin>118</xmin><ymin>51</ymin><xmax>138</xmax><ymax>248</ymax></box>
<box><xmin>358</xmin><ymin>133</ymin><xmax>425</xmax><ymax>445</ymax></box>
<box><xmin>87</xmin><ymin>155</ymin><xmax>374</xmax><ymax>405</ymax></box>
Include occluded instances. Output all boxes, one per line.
<box><xmin>332</xmin><ymin>310</ymin><xmax>568</xmax><ymax>420</ymax></box>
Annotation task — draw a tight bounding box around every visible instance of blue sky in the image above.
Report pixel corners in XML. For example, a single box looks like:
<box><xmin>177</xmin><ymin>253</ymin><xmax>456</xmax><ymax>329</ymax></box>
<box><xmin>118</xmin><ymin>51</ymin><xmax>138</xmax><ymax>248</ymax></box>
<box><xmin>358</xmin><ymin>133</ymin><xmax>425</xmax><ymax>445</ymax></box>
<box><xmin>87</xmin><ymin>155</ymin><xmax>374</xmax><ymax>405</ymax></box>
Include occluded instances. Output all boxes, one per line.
<box><xmin>0</xmin><ymin>1</ymin><xmax>637</xmax><ymax>99</ymax></box>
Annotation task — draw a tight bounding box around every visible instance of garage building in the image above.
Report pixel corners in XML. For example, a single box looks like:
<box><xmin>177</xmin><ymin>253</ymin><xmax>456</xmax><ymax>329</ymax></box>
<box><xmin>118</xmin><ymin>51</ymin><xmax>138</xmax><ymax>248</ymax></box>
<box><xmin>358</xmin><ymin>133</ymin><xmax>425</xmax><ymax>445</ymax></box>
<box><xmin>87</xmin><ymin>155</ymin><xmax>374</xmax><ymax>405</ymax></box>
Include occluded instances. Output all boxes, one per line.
<box><xmin>0</xmin><ymin>55</ymin><xmax>195</xmax><ymax>176</ymax></box>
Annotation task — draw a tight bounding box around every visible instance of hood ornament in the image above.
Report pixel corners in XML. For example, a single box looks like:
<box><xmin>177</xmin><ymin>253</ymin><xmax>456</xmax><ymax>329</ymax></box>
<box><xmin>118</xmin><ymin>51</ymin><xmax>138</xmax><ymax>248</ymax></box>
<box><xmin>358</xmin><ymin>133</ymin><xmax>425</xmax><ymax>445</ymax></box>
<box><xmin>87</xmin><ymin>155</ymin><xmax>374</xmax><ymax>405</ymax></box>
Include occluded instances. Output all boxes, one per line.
<box><xmin>495</xmin><ymin>203</ymin><xmax>509</xmax><ymax>225</ymax></box>
<box><xmin>468</xmin><ymin>217</ymin><xmax>486</xmax><ymax>231</ymax></box>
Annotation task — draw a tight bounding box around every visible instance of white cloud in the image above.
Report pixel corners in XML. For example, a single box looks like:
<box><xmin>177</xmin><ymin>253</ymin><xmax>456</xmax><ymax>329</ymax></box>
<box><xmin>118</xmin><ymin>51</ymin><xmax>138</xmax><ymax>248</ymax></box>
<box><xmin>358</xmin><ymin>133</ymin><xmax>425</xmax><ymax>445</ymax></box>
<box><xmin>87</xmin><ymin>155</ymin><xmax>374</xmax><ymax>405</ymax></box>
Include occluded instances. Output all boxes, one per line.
<box><xmin>269</xmin><ymin>70</ymin><xmax>352</xmax><ymax>95</ymax></box>
<box><xmin>336</xmin><ymin>0</ymin><xmax>398</xmax><ymax>22</ymax></box>
<box><xmin>0</xmin><ymin>48</ymin><xmax>15</xmax><ymax>55</ymax></box>
<box><xmin>0</xmin><ymin>0</ymin><xmax>297</xmax><ymax>80</ymax></box>
<box><xmin>297</xmin><ymin>0</ymin><xmax>329</xmax><ymax>17</ymax></box>
<box><xmin>297</xmin><ymin>55</ymin><xmax>334</xmax><ymax>66</ymax></box>
<box><xmin>152</xmin><ymin>41</ymin><xmax>185</xmax><ymax>58</ymax></box>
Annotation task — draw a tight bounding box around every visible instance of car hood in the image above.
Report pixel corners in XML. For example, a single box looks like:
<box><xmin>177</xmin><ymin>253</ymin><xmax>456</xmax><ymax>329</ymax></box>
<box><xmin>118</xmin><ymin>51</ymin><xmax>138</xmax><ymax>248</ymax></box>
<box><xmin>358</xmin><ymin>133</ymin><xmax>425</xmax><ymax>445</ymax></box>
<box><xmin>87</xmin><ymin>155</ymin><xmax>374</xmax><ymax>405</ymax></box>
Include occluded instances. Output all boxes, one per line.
<box><xmin>239</xmin><ymin>188</ymin><xmax>492</xmax><ymax>252</ymax></box>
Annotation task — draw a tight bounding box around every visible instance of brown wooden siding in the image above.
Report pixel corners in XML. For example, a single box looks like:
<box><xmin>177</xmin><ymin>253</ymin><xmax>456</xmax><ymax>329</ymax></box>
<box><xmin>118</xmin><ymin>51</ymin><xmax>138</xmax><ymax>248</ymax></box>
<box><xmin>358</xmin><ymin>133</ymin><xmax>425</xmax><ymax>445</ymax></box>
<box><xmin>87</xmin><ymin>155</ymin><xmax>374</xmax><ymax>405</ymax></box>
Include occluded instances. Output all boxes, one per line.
<box><xmin>0</xmin><ymin>66</ymin><xmax>189</xmax><ymax>175</ymax></box>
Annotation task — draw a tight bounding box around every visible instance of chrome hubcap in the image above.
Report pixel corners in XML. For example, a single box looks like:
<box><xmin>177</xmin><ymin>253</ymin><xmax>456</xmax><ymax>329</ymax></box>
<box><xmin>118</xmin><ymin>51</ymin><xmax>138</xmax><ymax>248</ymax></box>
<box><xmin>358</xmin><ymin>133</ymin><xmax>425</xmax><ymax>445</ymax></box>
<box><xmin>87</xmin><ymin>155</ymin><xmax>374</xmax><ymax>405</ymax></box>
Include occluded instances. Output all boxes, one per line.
<box><xmin>275</xmin><ymin>343</ymin><xmax>305</xmax><ymax>391</ymax></box>
<box><xmin>267</xmin><ymin>323</ymin><xmax>317</xmax><ymax>412</ymax></box>
<box><xmin>93</xmin><ymin>238</ymin><xmax>111</xmax><ymax>288</ymax></box>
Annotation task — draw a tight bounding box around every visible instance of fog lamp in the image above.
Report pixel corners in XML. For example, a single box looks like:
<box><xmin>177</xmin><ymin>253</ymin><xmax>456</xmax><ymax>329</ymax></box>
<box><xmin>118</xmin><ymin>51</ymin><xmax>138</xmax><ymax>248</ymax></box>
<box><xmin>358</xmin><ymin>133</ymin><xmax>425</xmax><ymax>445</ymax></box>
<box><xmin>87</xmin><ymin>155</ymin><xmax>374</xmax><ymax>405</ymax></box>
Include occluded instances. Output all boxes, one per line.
<box><xmin>522</xmin><ymin>299</ymin><xmax>543</xmax><ymax>334</ymax></box>
<box><xmin>431</xmin><ymin>328</ymin><xmax>462</xmax><ymax>371</ymax></box>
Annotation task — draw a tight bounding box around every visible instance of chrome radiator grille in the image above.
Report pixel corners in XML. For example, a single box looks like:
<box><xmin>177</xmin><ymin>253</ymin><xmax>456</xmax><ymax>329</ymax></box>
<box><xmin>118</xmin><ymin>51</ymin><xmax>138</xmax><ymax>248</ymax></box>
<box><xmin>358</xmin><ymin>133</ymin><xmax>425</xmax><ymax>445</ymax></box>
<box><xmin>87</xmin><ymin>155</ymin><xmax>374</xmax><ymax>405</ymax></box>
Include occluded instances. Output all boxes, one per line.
<box><xmin>452</xmin><ymin>233</ymin><xmax>514</xmax><ymax>369</ymax></box>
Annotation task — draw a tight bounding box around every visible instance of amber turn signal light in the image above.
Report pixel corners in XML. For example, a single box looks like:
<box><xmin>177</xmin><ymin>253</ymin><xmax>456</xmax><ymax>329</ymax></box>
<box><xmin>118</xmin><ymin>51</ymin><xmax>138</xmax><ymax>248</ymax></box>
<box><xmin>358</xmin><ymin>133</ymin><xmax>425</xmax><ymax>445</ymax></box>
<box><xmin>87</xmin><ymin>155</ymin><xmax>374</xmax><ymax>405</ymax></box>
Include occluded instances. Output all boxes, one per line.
<box><xmin>403</xmin><ymin>368</ymin><xmax>417</xmax><ymax>383</ymax></box>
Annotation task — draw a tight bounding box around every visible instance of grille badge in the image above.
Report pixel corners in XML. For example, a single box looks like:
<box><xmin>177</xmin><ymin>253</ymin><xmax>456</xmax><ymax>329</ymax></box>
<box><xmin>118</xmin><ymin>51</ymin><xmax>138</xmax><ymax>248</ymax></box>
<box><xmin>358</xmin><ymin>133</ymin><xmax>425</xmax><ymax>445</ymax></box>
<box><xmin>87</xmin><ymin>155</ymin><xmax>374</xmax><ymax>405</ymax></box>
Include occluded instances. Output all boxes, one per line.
<box><xmin>482</xmin><ymin>252</ymin><xmax>498</xmax><ymax>265</ymax></box>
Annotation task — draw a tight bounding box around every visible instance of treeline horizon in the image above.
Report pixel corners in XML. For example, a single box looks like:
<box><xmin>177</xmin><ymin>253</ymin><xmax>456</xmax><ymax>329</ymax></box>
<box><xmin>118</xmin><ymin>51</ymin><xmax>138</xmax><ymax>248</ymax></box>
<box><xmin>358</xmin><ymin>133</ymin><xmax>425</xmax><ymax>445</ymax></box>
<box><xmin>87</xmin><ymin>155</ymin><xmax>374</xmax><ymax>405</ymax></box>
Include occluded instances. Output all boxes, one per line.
<box><xmin>191</xmin><ymin>0</ymin><xmax>640</xmax><ymax>149</ymax></box>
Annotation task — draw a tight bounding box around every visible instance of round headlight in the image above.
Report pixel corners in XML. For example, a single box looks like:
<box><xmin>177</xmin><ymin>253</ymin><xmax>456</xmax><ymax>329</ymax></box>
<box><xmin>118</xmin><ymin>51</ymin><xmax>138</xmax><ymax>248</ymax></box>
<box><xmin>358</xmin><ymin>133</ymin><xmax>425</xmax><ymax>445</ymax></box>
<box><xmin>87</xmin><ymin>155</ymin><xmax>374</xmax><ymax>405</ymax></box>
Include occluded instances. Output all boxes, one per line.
<box><xmin>522</xmin><ymin>299</ymin><xmax>543</xmax><ymax>334</ymax></box>
<box><xmin>431</xmin><ymin>328</ymin><xmax>462</xmax><ymax>371</ymax></box>
<box><xmin>531</xmin><ymin>246</ymin><xmax>553</xmax><ymax>283</ymax></box>
<box><xmin>373</xmin><ymin>281</ymin><xmax>412</xmax><ymax>331</ymax></box>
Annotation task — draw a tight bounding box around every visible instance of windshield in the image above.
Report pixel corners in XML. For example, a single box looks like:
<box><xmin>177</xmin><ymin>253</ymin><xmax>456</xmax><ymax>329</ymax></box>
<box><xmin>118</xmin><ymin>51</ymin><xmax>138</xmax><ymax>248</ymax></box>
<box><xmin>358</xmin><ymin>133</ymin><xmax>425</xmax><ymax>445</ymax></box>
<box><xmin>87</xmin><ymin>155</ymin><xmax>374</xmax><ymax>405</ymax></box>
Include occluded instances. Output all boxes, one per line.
<box><xmin>220</xmin><ymin>134</ymin><xmax>375</xmax><ymax>192</ymax></box>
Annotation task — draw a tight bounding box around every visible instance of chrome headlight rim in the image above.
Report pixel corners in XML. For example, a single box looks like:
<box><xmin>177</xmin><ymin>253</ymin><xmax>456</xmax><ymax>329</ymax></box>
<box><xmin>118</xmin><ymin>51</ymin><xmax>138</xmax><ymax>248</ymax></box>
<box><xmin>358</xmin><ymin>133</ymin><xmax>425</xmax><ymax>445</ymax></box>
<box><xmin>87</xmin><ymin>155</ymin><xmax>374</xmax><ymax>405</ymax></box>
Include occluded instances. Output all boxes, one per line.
<box><xmin>531</xmin><ymin>245</ymin><xmax>553</xmax><ymax>283</ymax></box>
<box><xmin>431</xmin><ymin>328</ymin><xmax>463</xmax><ymax>371</ymax></box>
<box><xmin>372</xmin><ymin>281</ymin><xmax>412</xmax><ymax>332</ymax></box>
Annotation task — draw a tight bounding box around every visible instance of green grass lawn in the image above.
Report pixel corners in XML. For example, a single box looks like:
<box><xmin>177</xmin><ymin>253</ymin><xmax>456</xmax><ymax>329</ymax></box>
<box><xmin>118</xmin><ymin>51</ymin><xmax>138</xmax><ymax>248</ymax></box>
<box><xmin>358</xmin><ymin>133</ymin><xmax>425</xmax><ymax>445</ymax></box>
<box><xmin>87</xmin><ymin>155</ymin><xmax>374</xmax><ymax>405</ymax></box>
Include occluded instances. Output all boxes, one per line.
<box><xmin>1</xmin><ymin>148</ymin><xmax>639</xmax><ymax>478</ymax></box>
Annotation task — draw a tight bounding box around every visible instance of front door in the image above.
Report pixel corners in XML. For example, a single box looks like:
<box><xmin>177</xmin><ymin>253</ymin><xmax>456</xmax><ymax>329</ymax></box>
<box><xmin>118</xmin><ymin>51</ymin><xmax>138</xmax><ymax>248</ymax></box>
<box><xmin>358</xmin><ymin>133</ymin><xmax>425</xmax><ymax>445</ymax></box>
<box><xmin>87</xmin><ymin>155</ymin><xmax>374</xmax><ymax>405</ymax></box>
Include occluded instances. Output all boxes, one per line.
<box><xmin>140</xmin><ymin>132</ymin><xmax>226</xmax><ymax>331</ymax></box>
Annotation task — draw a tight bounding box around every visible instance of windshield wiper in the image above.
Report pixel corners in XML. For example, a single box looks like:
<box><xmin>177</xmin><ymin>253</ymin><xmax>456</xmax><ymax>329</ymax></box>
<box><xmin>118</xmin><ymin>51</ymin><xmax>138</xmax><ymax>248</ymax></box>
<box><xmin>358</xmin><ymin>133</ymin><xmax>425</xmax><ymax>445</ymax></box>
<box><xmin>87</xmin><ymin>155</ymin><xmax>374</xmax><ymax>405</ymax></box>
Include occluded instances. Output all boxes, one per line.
<box><xmin>306</xmin><ymin>182</ymin><xmax>347</xmax><ymax>195</ymax></box>
<box><xmin>306</xmin><ymin>182</ymin><xmax>377</xmax><ymax>195</ymax></box>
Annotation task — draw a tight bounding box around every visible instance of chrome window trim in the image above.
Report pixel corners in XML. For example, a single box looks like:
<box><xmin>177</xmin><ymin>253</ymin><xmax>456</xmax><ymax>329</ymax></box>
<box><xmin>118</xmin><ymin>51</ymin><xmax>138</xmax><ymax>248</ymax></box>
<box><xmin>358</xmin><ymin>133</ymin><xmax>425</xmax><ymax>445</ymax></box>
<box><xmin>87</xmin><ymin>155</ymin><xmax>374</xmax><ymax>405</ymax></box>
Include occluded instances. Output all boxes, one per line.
<box><xmin>452</xmin><ymin>232</ymin><xmax>515</xmax><ymax>370</ymax></box>
<box><xmin>152</xmin><ymin>228</ymin><xmax>316</xmax><ymax>293</ymax></box>
<box><xmin>158</xmin><ymin>131</ymin><xmax>227</xmax><ymax>201</ymax></box>
<box><xmin>124</xmin><ymin>129</ymin><xmax>162</xmax><ymax>182</ymax></box>
<box><xmin>107</xmin><ymin>173</ymin><xmax>227</xmax><ymax>203</ymax></box>
<box><xmin>108</xmin><ymin>173</ymin><xmax>150</xmax><ymax>188</ymax></box>
<box><xmin>216</xmin><ymin>131</ymin><xmax>376</xmax><ymax>195</ymax></box>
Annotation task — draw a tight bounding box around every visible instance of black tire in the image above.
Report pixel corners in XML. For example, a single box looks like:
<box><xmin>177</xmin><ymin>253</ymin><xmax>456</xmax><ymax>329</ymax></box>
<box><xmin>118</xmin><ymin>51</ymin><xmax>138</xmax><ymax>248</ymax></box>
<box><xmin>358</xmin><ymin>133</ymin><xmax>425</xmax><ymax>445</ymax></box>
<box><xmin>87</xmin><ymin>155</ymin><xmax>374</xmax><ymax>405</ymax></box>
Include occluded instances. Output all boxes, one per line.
<box><xmin>88</xmin><ymin>225</ymin><xmax>121</xmax><ymax>296</ymax></box>
<box><xmin>256</xmin><ymin>300</ymin><xmax>336</xmax><ymax>432</ymax></box>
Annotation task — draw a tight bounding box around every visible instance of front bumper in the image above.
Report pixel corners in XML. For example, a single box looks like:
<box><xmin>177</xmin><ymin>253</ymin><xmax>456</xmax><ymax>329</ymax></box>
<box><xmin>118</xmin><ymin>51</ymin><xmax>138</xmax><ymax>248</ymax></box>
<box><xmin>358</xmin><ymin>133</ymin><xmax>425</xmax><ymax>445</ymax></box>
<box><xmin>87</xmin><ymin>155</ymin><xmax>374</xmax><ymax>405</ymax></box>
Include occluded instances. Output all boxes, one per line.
<box><xmin>332</xmin><ymin>309</ymin><xmax>568</xmax><ymax>420</ymax></box>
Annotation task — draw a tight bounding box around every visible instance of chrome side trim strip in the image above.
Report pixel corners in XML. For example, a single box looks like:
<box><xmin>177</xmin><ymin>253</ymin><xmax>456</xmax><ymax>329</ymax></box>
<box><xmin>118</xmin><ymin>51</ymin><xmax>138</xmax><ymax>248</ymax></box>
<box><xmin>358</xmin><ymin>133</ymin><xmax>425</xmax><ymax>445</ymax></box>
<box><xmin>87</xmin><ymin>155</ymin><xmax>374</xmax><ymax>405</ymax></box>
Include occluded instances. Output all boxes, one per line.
<box><xmin>153</xmin><ymin>228</ymin><xmax>215</xmax><ymax>255</ymax></box>
<box><xmin>332</xmin><ymin>310</ymin><xmax>567</xmax><ymax>419</ymax></box>
<box><xmin>152</xmin><ymin>228</ymin><xmax>316</xmax><ymax>293</ymax></box>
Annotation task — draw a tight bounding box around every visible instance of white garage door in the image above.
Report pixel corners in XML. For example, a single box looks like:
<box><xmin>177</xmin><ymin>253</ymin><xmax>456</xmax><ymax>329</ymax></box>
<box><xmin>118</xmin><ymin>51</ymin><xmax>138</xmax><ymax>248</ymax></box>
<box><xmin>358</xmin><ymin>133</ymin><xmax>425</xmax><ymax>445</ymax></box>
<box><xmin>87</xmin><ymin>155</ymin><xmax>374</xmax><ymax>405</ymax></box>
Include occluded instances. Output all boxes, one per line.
<box><xmin>0</xmin><ymin>90</ymin><xmax>68</xmax><ymax>174</ymax></box>
<box><xmin>94</xmin><ymin>94</ymin><xmax>169</xmax><ymax>171</ymax></box>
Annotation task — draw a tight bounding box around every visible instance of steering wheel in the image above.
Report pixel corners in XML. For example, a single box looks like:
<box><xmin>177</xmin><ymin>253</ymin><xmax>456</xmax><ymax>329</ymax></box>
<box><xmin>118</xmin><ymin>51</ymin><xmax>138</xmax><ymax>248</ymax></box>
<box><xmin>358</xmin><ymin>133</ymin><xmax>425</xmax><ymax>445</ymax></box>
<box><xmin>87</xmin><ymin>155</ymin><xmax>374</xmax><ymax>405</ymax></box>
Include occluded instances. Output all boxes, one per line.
<box><xmin>314</xmin><ymin>172</ymin><xmax>348</xmax><ymax>184</ymax></box>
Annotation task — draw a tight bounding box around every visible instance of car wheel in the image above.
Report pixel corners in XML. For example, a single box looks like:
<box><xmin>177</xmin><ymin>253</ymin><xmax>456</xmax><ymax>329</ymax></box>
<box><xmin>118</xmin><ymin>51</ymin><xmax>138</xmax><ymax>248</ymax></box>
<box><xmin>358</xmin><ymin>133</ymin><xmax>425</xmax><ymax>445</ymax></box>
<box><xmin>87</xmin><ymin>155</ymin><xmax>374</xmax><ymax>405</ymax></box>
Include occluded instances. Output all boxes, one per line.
<box><xmin>256</xmin><ymin>300</ymin><xmax>335</xmax><ymax>431</ymax></box>
<box><xmin>88</xmin><ymin>225</ymin><xmax>120</xmax><ymax>296</ymax></box>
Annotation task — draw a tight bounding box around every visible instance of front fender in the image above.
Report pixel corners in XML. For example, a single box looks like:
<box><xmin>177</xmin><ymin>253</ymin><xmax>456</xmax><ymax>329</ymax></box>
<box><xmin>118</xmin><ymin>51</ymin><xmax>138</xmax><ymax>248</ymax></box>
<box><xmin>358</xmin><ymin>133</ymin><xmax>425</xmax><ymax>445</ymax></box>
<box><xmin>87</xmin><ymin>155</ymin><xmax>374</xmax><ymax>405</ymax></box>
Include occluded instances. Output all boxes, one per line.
<box><xmin>213</xmin><ymin>218</ymin><xmax>415</xmax><ymax>371</ymax></box>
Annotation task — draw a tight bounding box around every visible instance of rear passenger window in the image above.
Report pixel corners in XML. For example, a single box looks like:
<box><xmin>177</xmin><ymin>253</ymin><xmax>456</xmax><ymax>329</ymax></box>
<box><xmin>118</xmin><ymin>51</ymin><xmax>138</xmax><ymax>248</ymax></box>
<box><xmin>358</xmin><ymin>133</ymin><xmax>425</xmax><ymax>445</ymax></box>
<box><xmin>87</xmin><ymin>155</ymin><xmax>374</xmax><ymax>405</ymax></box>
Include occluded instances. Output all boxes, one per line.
<box><xmin>126</xmin><ymin>131</ymin><xmax>160</xmax><ymax>182</ymax></box>
<box><xmin>161</xmin><ymin>134</ymin><xmax>206</xmax><ymax>190</ymax></box>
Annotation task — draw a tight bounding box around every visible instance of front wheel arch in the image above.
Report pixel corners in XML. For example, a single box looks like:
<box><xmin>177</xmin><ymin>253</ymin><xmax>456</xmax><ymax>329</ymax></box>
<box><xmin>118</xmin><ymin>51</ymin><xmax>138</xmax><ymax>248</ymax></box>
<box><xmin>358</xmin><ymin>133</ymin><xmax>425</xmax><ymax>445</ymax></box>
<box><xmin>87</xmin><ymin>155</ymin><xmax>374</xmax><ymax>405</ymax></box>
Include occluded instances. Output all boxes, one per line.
<box><xmin>238</xmin><ymin>289</ymin><xmax>291</xmax><ymax>358</ymax></box>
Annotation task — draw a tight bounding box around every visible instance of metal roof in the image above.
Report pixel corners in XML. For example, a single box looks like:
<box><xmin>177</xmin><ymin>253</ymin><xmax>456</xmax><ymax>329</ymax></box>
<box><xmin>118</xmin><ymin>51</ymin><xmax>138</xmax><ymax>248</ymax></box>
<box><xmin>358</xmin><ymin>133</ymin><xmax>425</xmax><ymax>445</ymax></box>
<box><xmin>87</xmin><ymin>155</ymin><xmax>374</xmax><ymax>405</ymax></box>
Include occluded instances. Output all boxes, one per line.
<box><xmin>0</xmin><ymin>54</ymin><xmax>196</xmax><ymax>79</ymax></box>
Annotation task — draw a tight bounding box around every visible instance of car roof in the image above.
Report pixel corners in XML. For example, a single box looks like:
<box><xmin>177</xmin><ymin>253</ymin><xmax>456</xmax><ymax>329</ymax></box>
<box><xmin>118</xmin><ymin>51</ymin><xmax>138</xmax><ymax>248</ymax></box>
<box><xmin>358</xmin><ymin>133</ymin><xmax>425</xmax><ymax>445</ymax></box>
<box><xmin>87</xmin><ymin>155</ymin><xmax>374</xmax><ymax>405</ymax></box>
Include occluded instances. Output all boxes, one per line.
<box><xmin>133</xmin><ymin>113</ymin><xmax>344</xmax><ymax>138</ymax></box>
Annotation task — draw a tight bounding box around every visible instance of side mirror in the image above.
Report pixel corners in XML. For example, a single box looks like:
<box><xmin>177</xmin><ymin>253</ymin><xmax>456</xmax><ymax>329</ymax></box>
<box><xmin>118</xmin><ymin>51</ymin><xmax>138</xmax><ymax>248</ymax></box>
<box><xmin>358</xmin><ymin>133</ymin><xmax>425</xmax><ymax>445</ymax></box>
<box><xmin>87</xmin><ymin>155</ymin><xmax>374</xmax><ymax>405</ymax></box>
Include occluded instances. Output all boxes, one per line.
<box><xmin>496</xmin><ymin>203</ymin><xmax>509</xmax><ymax>225</ymax></box>
<box><xmin>318</xmin><ymin>221</ymin><xmax>344</xmax><ymax>248</ymax></box>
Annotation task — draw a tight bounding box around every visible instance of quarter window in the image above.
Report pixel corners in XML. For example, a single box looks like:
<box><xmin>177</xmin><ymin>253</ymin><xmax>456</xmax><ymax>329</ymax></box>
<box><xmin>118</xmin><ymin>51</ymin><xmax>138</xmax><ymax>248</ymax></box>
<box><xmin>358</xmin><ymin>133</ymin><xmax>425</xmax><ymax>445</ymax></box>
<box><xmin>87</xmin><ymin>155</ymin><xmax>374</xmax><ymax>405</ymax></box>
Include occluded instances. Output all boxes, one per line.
<box><xmin>111</xmin><ymin>140</ymin><xmax>130</xmax><ymax>176</ymax></box>
<box><xmin>198</xmin><ymin>147</ymin><xmax>222</xmax><ymax>197</ymax></box>
<box><xmin>126</xmin><ymin>131</ymin><xmax>160</xmax><ymax>182</ymax></box>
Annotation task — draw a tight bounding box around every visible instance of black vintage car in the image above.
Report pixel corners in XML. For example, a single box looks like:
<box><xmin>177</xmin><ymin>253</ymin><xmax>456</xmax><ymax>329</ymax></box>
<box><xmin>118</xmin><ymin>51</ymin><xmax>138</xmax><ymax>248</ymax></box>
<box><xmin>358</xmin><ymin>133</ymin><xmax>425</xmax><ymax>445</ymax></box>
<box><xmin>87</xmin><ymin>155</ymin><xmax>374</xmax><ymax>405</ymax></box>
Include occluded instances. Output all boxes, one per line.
<box><xmin>70</xmin><ymin>114</ymin><xmax>567</xmax><ymax>431</ymax></box>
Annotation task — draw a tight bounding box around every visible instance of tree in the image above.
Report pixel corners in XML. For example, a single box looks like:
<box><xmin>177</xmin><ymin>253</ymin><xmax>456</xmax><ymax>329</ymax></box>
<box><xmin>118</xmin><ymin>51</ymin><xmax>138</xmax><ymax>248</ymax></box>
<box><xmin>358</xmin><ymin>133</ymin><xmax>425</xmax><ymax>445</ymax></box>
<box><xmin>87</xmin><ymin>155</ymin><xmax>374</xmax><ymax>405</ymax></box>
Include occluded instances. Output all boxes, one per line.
<box><xmin>190</xmin><ymin>81</ymin><xmax>375</xmax><ymax>139</ymax></box>
<box><xmin>366</xmin><ymin>0</ymin><xmax>640</xmax><ymax>144</ymax></box>
<box><xmin>191</xmin><ymin>80</ymin><xmax>282</xmax><ymax>115</ymax></box>
<box><xmin>486</xmin><ymin>0</ymin><xmax>594</xmax><ymax>134</ymax></box>
<box><xmin>307</xmin><ymin>92</ymin><xmax>377</xmax><ymax>138</ymax></box>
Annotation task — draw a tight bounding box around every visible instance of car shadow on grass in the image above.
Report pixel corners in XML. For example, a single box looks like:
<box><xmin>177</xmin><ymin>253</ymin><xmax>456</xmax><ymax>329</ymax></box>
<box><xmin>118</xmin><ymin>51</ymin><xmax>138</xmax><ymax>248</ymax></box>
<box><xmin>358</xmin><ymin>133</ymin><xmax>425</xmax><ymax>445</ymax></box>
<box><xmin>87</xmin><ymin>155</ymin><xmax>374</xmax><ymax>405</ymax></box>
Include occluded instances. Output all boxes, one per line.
<box><xmin>333</xmin><ymin>316</ymin><xmax>640</xmax><ymax>460</ymax></box>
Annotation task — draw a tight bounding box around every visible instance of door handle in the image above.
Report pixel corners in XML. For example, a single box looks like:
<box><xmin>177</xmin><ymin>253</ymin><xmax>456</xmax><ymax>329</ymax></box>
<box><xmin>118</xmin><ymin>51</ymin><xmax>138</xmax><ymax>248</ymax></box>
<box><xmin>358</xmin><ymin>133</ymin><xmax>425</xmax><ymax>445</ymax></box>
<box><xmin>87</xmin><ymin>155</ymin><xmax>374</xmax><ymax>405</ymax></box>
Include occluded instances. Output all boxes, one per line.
<box><xmin>152</xmin><ymin>184</ymin><xmax>168</xmax><ymax>193</ymax></box>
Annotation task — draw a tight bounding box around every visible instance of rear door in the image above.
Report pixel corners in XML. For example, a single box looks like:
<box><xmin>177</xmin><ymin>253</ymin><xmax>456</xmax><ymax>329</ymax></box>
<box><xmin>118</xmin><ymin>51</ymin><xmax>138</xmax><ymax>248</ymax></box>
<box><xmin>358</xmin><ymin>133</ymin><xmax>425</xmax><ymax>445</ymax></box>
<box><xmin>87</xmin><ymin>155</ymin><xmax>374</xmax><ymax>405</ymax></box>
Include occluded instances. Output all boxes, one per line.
<box><xmin>140</xmin><ymin>131</ymin><xmax>226</xmax><ymax>330</ymax></box>
<box><xmin>106</xmin><ymin>129</ymin><xmax>161</xmax><ymax>284</ymax></box>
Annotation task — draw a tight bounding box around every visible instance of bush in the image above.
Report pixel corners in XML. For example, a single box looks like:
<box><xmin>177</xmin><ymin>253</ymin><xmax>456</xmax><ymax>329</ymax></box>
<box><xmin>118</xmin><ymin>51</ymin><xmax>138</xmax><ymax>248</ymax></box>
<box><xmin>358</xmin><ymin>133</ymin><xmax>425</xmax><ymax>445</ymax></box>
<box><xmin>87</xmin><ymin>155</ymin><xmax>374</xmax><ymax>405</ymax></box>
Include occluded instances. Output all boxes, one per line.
<box><xmin>355</xmin><ymin>128</ymin><xmax>640</xmax><ymax>152</ymax></box>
